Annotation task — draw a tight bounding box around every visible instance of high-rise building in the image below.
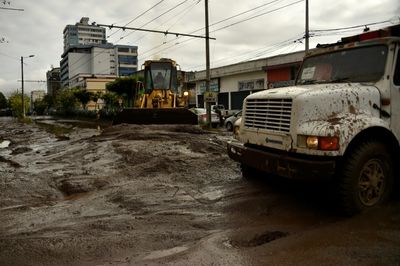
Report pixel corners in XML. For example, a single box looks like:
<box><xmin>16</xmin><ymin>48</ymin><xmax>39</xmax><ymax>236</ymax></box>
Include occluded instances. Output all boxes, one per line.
<box><xmin>60</xmin><ymin>17</ymin><xmax>138</xmax><ymax>88</ymax></box>
<box><xmin>115</xmin><ymin>45</ymin><xmax>138</xmax><ymax>76</ymax></box>
<box><xmin>63</xmin><ymin>17</ymin><xmax>106</xmax><ymax>52</ymax></box>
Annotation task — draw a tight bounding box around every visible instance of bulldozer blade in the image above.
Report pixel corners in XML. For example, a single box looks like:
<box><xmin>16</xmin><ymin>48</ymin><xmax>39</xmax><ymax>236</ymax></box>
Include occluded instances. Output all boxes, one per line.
<box><xmin>113</xmin><ymin>108</ymin><xmax>198</xmax><ymax>125</ymax></box>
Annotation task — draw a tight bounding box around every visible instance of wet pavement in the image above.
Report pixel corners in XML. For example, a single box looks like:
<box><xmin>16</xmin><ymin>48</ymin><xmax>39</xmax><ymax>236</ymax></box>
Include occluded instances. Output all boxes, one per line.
<box><xmin>0</xmin><ymin>116</ymin><xmax>399</xmax><ymax>265</ymax></box>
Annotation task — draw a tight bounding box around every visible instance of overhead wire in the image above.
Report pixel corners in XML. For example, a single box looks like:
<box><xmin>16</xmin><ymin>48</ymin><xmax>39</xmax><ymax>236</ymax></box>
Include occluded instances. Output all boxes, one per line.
<box><xmin>125</xmin><ymin>0</ymin><xmax>201</xmax><ymax>47</ymax></box>
<box><xmin>139</xmin><ymin>0</ymin><xmax>304</xmax><ymax>61</ymax></box>
<box><xmin>184</xmin><ymin>0</ymin><xmax>286</xmax><ymax>36</ymax></box>
<box><xmin>186</xmin><ymin>33</ymin><xmax>304</xmax><ymax>70</ymax></box>
<box><xmin>115</xmin><ymin>0</ymin><xmax>192</xmax><ymax>42</ymax></box>
<box><xmin>310</xmin><ymin>18</ymin><xmax>394</xmax><ymax>33</ymax></box>
<box><xmin>108</xmin><ymin>0</ymin><xmax>167</xmax><ymax>39</ymax></box>
<box><xmin>138</xmin><ymin>0</ymin><xmax>287</xmax><ymax>58</ymax></box>
<box><xmin>209</xmin><ymin>0</ymin><xmax>303</xmax><ymax>33</ymax></box>
<box><xmin>166</xmin><ymin>0</ymin><xmax>202</xmax><ymax>31</ymax></box>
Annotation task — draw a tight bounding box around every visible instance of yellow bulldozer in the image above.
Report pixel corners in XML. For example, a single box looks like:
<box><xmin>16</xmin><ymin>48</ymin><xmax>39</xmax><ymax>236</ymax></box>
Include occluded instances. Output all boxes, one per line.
<box><xmin>113</xmin><ymin>58</ymin><xmax>198</xmax><ymax>124</ymax></box>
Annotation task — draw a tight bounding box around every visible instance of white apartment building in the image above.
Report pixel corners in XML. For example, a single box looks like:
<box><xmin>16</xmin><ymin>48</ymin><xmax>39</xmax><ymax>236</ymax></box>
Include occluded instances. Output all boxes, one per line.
<box><xmin>63</xmin><ymin>17</ymin><xmax>106</xmax><ymax>52</ymax></box>
<box><xmin>60</xmin><ymin>44</ymin><xmax>138</xmax><ymax>88</ymax></box>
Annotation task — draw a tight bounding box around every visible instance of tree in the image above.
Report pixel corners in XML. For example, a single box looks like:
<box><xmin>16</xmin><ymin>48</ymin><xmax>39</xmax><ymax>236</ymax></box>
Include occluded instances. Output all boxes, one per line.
<box><xmin>42</xmin><ymin>94</ymin><xmax>54</xmax><ymax>109</ymax></box>
<box><xmin>106</xmin><ymin>76</ymin><xmax>142</xmax><ymax>107</ymax></box>
<box><xmin>8</xmin><ymin>92</ymin><xmax>30</xmax><ymax>117</ymax></box>
<box><xmin>55</xmin><ymin>89</ymin><xmax>79</xmax><ymax>114</ymax></box>
<box><xmin>101</xmin><ymin>92</ymin><xmax>118</xmax><ymax>111</ymax></box>
<box><xmin>72</xmin><ymin>88</ymin><xmax>93</xmax><ymax>110</ymax></box>
<box><xmin>0</xmin><ymin>91</ymin><xmax>7</xmax><ymax>109</ymax></box>
<box><xmin>33</xmin><ymin>98</ymin><xmax>48</xmax><ymax>115</ymax></box>
<box><xmin>91</xmin><ymin>91</ymin><xmax>103</xmax><ymax>110</ymax></box>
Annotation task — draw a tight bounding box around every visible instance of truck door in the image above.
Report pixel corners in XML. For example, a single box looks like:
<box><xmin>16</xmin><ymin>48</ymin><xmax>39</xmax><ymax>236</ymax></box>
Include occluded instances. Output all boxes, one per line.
<box><xmin>392</xmin><ymin>46</ymin><xmax>400</xmax><ymax>140</ymax></box>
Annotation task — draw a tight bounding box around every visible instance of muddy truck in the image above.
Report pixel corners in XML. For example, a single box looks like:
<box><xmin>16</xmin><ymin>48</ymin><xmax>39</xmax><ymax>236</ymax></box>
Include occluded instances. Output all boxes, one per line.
<box><xmin>227</xmin><ymin>24</ymin><xmax>400</xmax><ymax>215</ymax></box>
<box><xmin>113</xmin><ymin>58</ymin><xmax>198</xmax><ymax>124</ymax></box>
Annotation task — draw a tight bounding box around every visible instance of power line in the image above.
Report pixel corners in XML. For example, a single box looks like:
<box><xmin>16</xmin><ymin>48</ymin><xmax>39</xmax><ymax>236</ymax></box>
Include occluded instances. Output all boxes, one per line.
<box><xmin>186</xmin><ymin>33</ymin><xmax>303</xmax><ymax>70</ymax></box>
<box><xmin>0</xmin><ymin>6</ymin><xmax>23</xmax><ymax>11</ymax></box>
<box><xmin>107</xmin><ymin>0</ymin><xmax>167</xmax><ymax>39</ymax></box>
<box><xmin>139</xmin><ymin>0</ymin><xmax>303</xmax><ymax>61</ymax></box>
<box><xmin>99</xmin><ymin>24</ymin><xmax>216</xmax><ymax>40</ymax></box>
<box><xmin>207</xmin><ymin>0</ymin><xmax>284</xmax><ymax>31</ymax></box>
<box><xmin>137</xmin><ymin>0</ymin><xmax>286</xmax><ymax>59</ymax></box>
<box><xmin>310</xmin><ymin>19</ymin><xmax>394</xmax><ymax>33</ymax></box>
<box><xmin>151</xmin><ymin>0</ymin><xmax>285</xmax><ymax>44</ymax></box>
<box><xmin>115</xmin><ymin>0</ymin><xmax>192</xmax><ymax>42</ymax></box>
<box><xmin>166</xmin><ymin>0</ymin><xmax>202</xmax><ymax>31</ymax></box>
<box><xmin>0</xmin><ymin>51</ymin><xmax>19</xmax><ymax>61</ymax></box>
<box><xmin>210</xmin><ymin>0</ymin><xmax>304</xmax><ymax>33</ymax></box>
<box><xmin>125</xmin><ymin>0</ymin><xmax>202</xmax><ymax>48</ymax></box>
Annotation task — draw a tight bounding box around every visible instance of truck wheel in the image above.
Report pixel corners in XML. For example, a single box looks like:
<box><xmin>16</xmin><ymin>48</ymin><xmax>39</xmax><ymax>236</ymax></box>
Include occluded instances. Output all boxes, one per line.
<box><xmin>337</xmin><ymin>139</ymin><xmax>393</xmax><ymax>216</ymax></box>
<box><xmin>226</xmin><ymin>122</ymin><xmax>233</xmax><ymax>131</ymax></box>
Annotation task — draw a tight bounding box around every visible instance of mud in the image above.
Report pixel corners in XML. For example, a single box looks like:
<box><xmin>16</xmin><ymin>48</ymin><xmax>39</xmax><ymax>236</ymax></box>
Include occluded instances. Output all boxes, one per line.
<box><xmin>0</xmin><ymin>116</ymin><xmax>399</xmax><ymax>266</ymax></box>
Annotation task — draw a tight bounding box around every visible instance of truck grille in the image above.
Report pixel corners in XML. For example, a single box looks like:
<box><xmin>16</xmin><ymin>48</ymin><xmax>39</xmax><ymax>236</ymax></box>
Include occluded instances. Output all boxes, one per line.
<box><xmin>244</xmin><ymin>98</ymin><xmax>292</xmax><ymax>133</ymax></box>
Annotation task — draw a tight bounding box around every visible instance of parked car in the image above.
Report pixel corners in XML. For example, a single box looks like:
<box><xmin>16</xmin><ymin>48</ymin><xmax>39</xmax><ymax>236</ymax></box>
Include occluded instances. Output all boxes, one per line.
<box><xmin>0</xmin><ymin>108</ymin><xmax>12</xmax><ymax>116</ymax></box>
<box><xmin>189</xmin><ymin>108</ymin><xmax>220</xmax><ymax>127</ymax></box>
<box><xmin>224</xmin><ymin>110</ymin><xmax>242</xmax><ymax>131</ymax></box>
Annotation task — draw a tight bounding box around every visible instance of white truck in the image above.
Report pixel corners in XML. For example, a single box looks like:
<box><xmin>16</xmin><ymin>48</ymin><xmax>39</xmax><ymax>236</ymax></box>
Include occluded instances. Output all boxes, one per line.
<box><xmin>227</xmin><ymin>24</ymin><xmax>400</xmax><ymax>215</ymax></box>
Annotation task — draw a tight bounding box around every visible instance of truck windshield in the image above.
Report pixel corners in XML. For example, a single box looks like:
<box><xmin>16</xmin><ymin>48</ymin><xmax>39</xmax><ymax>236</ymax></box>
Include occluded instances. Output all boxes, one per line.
<box><xmin>297</xmin><ymin>45</ymin><xmax>388</xmax><ymax>85</ymax></box>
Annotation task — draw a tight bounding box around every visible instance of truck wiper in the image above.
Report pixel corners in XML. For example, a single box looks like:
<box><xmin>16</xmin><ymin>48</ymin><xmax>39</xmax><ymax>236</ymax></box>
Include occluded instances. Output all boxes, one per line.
<box><xmin>330</xmin><ymin>77</ymin><xmax>351</xmax><ymax>83</ymax></box>
<box><xmin>298</xmin><ymin>79</ymin><xmax>318</xmax><ymax>85</ymax></box>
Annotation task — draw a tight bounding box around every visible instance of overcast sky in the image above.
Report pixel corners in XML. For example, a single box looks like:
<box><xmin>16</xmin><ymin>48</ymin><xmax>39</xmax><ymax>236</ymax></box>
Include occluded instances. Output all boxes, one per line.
<box><xmin>0</xmin><ymin>0</ymin><xmax>399</xmax><ymax>96</ymax></box>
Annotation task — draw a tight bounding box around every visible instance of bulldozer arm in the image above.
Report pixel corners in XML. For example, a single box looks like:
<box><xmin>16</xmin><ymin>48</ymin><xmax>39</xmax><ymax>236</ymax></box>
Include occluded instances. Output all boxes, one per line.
<box><xmin>113</xmin><ymin>108</ymin><xmax>198</xmax><ymax>125</ymax></box>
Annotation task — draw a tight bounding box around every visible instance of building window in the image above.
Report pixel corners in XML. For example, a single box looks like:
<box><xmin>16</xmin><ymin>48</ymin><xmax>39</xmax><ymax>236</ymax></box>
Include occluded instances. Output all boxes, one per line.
<box><xmin>118</xmin><ymin>55</ymin><xmax>137</xmax><ymax>65</ymax></box>
<box><xmin>118</xmin><ymin>47</ymin><xmax>130</xmax><ymax>53</ymax></box>
<box><xmin>119</xmin><ymin>67</ymin><xmax>136</xmax><ymax>76</ymax></box>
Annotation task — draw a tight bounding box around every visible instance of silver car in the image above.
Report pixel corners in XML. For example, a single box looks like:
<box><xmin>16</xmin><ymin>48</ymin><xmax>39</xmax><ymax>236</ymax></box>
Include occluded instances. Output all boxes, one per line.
<box><xmin>189</xmin><ymin>108</ymin><xmax>220</xmax><ymax>127</ymax></box>
<box><xmin>224</xmin><ymin>110</ymin><xmax>242</xmax><ymax>131</ymax></box>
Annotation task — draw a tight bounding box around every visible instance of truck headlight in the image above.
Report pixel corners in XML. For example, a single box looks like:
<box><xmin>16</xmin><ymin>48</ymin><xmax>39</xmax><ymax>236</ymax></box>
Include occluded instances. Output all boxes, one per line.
<box><xmin>306</xmin><ymin>136</ymin><xmax>319</xmax><ymax>149</ymax></box>
<box><xmin>299</xmin><ymin>135</ymin><xmax>339</xmax><ymax>151</ymax></box>
<box><xmin>233</xmin><ymin>117</ymin><xmax>242</xmax><ymax>139</ymax></box>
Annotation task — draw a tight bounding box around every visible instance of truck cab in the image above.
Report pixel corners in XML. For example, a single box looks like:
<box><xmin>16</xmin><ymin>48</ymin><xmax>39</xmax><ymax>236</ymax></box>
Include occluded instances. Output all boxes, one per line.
<box><xmin>227</xmin><ymin>24</ymin><xmax>400</xmax><ymax>215</ymax></box>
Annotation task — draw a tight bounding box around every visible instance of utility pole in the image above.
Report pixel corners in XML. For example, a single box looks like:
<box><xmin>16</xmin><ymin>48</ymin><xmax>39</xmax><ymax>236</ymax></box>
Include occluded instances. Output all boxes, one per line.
<box><xmin>21</xmin><ymin>56</ymin><xmax>25</xmax><ymax>118</ymax></box>
<box><xmin>205</xmin><ymin>0</ymin><xmax>211</xmax><ymax>128</ymax></box>
<box><xmin>305</xmin><ymin>0</ymin><xmax>309</xmax><ymax>52</ymax></box>
<box><xmin>20</xmin><ymin>55</ymin><xmax>35</xmax><ymax>118</ymax></box>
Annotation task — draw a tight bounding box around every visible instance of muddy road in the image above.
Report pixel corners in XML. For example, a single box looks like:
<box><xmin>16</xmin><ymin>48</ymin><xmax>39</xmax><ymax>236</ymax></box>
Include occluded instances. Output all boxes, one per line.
<box><xmin>0</xmin><ymin>117</ymin><xmax>399</xmax><ymax>266</ymax></box>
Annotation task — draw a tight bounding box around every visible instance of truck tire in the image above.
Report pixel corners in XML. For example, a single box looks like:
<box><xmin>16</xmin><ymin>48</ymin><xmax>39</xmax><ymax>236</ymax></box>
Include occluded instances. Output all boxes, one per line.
<box><xmin>337</xmin><ymin>139</ymin><xmax>393</xmax><ymax>216</ymax></box>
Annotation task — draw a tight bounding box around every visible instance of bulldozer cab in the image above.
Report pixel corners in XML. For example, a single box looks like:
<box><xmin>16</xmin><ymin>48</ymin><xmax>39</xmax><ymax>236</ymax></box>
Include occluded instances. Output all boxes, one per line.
<box><xmin>144</xmin><ymin>60</ymin><xmax>178</xmax><ymax>93</ymax></box>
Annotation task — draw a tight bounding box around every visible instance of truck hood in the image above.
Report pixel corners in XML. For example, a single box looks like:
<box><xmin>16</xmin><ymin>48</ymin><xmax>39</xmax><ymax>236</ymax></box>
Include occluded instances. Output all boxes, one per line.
<box><xmin>246</xmin><ymin>83</ymin><xmax>377</xmax><ymax>100</ymax></box>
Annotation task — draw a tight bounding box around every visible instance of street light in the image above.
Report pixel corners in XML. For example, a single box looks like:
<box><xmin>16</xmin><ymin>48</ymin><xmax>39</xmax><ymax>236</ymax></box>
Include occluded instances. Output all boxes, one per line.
<box><xmin>21</xmin><ymin>54</ymin><xmax>35</xmax><ymax>118</ymax></box>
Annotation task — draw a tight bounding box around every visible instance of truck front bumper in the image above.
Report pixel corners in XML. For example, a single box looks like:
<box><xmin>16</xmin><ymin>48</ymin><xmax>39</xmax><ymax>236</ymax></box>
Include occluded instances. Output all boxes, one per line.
<box><xmin>227</xmin><ymin>140</ymin><xmax>336</xmax><ymax>180</ymax></box>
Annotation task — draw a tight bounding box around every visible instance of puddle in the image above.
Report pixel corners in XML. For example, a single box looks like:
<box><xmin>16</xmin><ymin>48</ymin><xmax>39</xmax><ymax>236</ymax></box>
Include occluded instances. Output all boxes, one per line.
<box><xmin>0</xmin><ymin>140</ymin><xmax>11</xmax><ymax>148</ymax></box>
<box><xmin>143</xmin><ymin>246</ymin><xmax>188</xmax><ymax>260</ymax></box>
